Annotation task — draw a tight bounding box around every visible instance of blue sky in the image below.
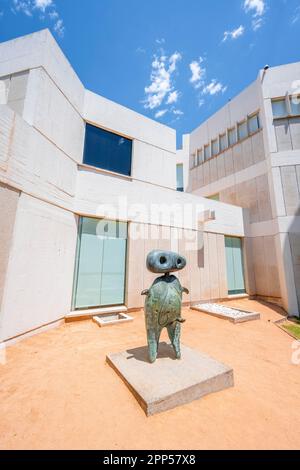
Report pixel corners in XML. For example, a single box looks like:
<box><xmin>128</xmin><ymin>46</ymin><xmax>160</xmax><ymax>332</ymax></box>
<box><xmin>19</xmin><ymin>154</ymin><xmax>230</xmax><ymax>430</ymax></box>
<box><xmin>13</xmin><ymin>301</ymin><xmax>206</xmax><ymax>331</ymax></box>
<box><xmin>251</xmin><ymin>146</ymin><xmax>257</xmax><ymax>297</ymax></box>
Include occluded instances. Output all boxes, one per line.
<box><xmin>0</xmin><ymin>0</ymin><xmax>300</xmax><ymax>146</ymax></box>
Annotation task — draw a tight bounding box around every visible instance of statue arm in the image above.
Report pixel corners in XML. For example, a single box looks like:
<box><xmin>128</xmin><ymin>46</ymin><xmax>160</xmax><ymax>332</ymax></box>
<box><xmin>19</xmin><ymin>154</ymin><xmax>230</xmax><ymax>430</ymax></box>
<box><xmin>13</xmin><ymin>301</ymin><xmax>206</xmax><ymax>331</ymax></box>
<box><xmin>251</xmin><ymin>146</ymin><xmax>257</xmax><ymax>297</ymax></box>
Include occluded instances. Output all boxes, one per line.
<box><xmin>182</xmin><ymin>287</ymin><xmax>189</xmax><ymax>295</ymax></box>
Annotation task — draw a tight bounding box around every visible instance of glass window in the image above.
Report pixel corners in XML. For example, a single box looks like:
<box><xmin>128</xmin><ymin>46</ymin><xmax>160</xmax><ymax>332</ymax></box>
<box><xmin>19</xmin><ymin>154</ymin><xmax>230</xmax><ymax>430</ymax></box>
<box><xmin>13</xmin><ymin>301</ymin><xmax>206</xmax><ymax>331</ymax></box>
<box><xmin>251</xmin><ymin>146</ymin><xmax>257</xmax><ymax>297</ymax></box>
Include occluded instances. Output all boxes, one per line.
<box><xmin>248</xmin><ymin>113</ymin><xmax>260</xmax><ymax>134</ymax></box>
<box><xmin>290</xmin><ymin>96</ymin><xmax>300</xmax><ymax>116</ymax></box>
<box><xmin>237</xmin><ymin>121</ymin><xmax>248</xmax><ymax>141</ymax></box>
<box><xmin>219</xmin><ymin>133</ymin><xmax>227</xmax><ymax>152</ymax></box>
<box><xmin>204</xmin><ymin>144</ymin><xmax>211</xmax><ymax>161</ymax></box>
<box><xmin>73</xmin><ymin>217</ymin><xmax>127</xmax><ymax>309</ymax></box>
<box><xmin>228</xmin><ymin>127</ymin><xmax>237</xmax><ymax>146</ymax></box>
<box><xmin>272</xmin><ymin>99</ymin><xmax>287</xmax><ymax>118</ymax></box>
<box><xmin>211</xmin><ymin>138</ymin><xmax>219</xmax><ymax>156</ymax></box>
<box><xmin>83</xmin><ymin>123</ymin><xmax>132</xmax><ymax>176</ymax></box>
<box><xmin>197</xmin><ymin>148</ymin><xmax>204</xmax><ymax>165</ymax></box>
<box><xmin>176</xmin><ymin>164</ymin><xmax>184</xmax><ymax>192</ymax></box>
<box><xmin>225</xmin><ymin>236</ymin><xmax>246</xmax><ymax>295</ymax></box>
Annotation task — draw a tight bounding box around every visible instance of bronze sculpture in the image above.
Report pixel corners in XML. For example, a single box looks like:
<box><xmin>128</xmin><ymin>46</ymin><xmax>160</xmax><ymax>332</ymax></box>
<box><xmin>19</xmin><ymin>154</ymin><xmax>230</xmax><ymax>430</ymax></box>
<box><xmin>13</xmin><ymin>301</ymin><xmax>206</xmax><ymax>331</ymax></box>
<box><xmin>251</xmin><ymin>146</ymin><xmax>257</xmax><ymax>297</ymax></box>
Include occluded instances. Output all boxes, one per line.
<box><xmin>141</xmin><ymin>250</ymin><xmax>189</xmax><ymax>363</ymax></box>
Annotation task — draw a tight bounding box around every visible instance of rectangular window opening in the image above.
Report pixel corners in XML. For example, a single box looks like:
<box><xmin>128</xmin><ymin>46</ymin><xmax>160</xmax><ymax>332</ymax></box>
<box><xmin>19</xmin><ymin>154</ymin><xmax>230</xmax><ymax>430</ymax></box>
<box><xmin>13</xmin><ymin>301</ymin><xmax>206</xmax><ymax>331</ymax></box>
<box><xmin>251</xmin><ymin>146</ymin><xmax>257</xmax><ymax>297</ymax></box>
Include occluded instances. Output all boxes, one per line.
<box><xmin>219</xmin><ymin>133</ymin><xmax>227</xmax><ymax>152</ymax></box>
<box><xmin>204</xmin><ymin>144</ymin><xmax>211</xmax><ymax>161</ymax></box>
<box><xmin>176</xmin><ymin>163</ymin><xmax>184</xmax><ymax>192</ymax></box>
<box><xmin>211</xmin><ymin>138</ymin><xmax>219</xmax><ymax>157</ymax></box>
<box><xmin>228</xmin><ymin>127</ymin><xmax>237</xmax><ymax>147</ymax></box>
<box><xmin>272</xmin><ymin>99</ymin><xmax>287</xmax><ymax>118</ymax></box>
<box><xmin>83</xmin><ymin>123</ymin><xmax>132</xmax><ymax>176</ymax></box>
<box><xmin>237</xmin><ymin>121</ymin><xmax>248</xmax><ymax>141</ymax></box>
<box><xmin>248</xmin><ymin>113</ymin><xmax>260</xmax><ymax>134</ymax></box>
<box><xmin>72</xmin><ymin>217</ymin><xmax>128</xmax><ymax>310</ymax></box>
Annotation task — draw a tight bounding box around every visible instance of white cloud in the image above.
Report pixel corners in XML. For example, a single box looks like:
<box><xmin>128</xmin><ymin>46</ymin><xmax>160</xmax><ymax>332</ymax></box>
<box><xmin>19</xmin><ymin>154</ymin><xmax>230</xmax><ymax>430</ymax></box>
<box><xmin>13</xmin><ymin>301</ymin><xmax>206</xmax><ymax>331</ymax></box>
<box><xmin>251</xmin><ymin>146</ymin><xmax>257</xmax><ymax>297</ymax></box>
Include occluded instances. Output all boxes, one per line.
<box><xmin>13</xmin><ymin>0</ymin><xmax>32</xmax><ymax>16</ymax></box>
<box><xmin>244</xmin><ymin>0</ymin><xmax>265</xmax><ymax>17</ymax></box>
<box><xmin>291</xmin><ymin>6</ymin><xmax>300</xmax><ymax>25</ymax></box>
<box><xmin>189</xmin><ymin>56</ymin><xmax>227</xmax><ymax>105</ymax></box>
<box><xmin>173</xmin><ymin>109</ymin><xmax>184</xmax><ymax>116</ymax></box>
<box><xmin>11</xmin><ymin>0</ymin><xmax>65</xmax><ymax>36</ymax></box>
<box><xmin>198</xmin><ymin>98</ymin><xmax>205</xmax><ymax>108</ymax></box>
<box><xmin>189</xmin><ymin>58</ymin><xmax>205</xmax><ymax>88</ymax></box>
<box><xmin>252</xmin><ymin>17</ymin><xmax>263</xmax><ymax>30</ymax></box>
<box><xmin>136</xmin><ymin>46</ymin><xmax>146</xmax><ymax>54</ymax></box>
<box><xmin>169</xmin><ymin>52</ymin><xmax>181</xmax><ymax>72</ymax></box>
<box><xmin>155</xmin><ymin>109</ymin><xmax>168</xmax><ymax>119</ymax></box>
<box><xmin>53</xmin><ymin>18</ymin><xmax>64</xmax><ymax>37</ymax></box>
<box><xmin>244</xmin><ymin>0</ymin><xmax>265</xmax><ymax>30</ymax></box>
<box><xmin>202</xmin><ymin>79</ymin><xmax>227</xmax><ymax>96</ymax></box>
<box><xmin>155</xmin><ymin>38</ymin><xmax>165</xmax><ymax>45</ymax></box>
<box><xmin>144</xmin><ymin>50</ymin><xmax>182</xmax><ymax>110</ymax></box>
<box><xmin>34</xmin><ymin>0</ymin><xmax>53</xmax><ymax>11</ymax></box>
<box><xmin>223</xmin><ymin>25</ymin><xmax>245</xmax><ymax>42</ymax></box>
<box><xmin>166</xmin><ymin>90</ymin><xmax>179</xmax><ymax>104</ymax></box>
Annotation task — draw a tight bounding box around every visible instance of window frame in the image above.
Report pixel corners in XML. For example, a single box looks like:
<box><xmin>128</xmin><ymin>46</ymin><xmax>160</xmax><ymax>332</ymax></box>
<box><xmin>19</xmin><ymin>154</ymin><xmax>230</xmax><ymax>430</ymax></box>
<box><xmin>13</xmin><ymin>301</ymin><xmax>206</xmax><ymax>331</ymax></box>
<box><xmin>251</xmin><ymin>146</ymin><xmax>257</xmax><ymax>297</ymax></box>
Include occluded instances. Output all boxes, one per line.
<box><xmin>176</xmin><ymin>163</ymin><xmax>184</xmax><ymax>192</ymax></box>
<box><xmin>248</xmin><ymin>112</ymin><xmax>260</xmax><ymax>135</ymax></box>
<box><xmin>204</xmin><ymin>144</ymin><xmax>211</xmax><ymax>161</ymax></box>
<box><xmin>72</xmin><ymin>216</ymin><xmax>128</xmax><ymax>310</ymax></box>
<box><xmin>228</xmin><ymin>127</ymin><xmax>237</xmax><ymax>147</ymax></box>
<box><xmin>197</xmin><ymin>148</ymin><xmax>204</xmax><ymax>165</ymax></box>
<box><xmin>83</xmin><ymin>122</ymin><xmax>133</xmax><ymax>177</ymax></box>
<box><xmin>289</xmin><ymin>95</ymin><xmax>300</xmax><ymax>116</ymax></box>
<box><xmin>271</xmin><ymin>97</ymin><xmax>289</xmax><ymax>119</ymax></box>
<box><xmin>237</xmin><ymin>120</ymin><xmax>248</xmax><ymax>142</ymax></box>
<box><xmin>219</xmin><ymin>133</ymin><xmax>228</xmax><ymax>153</ymax></box>
<box><xmin>211</xmin><ymin>138</ymin><xmax>219</xmax><ymax>157</ymax></box>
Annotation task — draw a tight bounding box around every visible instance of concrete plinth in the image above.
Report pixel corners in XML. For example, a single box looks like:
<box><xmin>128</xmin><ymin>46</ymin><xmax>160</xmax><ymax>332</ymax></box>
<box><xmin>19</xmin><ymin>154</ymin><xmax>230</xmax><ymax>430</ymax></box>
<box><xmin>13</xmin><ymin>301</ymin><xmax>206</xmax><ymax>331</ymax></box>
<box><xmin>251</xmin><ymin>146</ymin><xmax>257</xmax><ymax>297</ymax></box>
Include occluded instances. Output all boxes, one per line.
<box><xmin>106</xmin><ymin>343</ymin><xmax>234</xmax><ymax>416</ymax></box>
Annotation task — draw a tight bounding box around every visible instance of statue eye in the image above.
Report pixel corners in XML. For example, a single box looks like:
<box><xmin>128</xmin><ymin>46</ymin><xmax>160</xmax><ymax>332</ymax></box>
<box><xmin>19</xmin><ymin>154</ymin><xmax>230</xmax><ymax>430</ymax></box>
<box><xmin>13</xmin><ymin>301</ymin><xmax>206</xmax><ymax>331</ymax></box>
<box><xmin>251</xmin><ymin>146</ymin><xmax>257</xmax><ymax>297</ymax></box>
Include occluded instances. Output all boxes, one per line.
<box><xmin>177</xmin><ymin>258</ymin><xmax>182</xmax><ymax>266</ymax></box>
<box><xmin>160</xmin><ymin>256</ymin><xmax>167</xmax><ymax>264</ymax></box>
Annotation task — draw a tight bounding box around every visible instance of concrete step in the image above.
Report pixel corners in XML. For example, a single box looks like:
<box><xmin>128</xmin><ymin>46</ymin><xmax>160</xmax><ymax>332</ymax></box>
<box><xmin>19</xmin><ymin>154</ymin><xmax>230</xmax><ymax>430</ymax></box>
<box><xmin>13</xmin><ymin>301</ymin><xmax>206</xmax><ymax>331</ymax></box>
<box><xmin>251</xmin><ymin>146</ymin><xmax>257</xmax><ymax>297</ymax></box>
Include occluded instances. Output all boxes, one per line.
<box><xmin>66</xmin><ymin>305</ymin><xmax>127</xmax><ymax>320</ymax></box>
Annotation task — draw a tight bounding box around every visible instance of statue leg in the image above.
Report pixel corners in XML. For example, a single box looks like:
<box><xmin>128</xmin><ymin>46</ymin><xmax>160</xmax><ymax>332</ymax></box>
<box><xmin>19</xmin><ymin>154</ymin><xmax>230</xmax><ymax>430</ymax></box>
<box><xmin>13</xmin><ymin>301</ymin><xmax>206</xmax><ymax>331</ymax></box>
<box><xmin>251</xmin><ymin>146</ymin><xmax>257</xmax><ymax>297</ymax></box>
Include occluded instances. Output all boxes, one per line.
<box><xmin>147</xmin><ymin>328</ymin><xmax>161</xmax><ymax>363</ymax></box>
<box><xmin>167</xmin><ymin>321</ymin><xmax>181</xmax><ymax>359</ymax></box>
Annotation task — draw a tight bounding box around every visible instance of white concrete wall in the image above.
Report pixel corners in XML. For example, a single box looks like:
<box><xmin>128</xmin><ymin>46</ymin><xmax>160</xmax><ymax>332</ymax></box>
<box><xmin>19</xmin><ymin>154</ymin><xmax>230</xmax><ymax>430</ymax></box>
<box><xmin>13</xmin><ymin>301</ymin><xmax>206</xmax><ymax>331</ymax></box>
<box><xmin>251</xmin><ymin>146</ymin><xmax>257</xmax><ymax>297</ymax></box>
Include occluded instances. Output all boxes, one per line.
<box><xmin>0</xmin><ymin>183</ymin><xmax>20</xmax><ymax>311</ymax></box>
<box><xmin>75</xmin><ymin>167</ymin><xmax>245</xmax><ymax>237</ymax></box>
<box><xmin>0</xmin><ymin>105</ymin><xmax>77</xmax><ymax>210</ymax></box>
<box><xmin>0</xmin><ymin>70</ymin><xmax>29</xmax><ymax>115</ymax></box>
<box><xmin>0</xmin><ymin>29</ymin><xmax>85</xmax><ymax>114</ymax></box>
<box><xmin>84</xmin><ymin>90</ymin><xmax>177</xmax><ymax>189</ymax></box>
<box><xmin>24</xmin><ymin>68</ymin><xmax>85</xmax><ymax>163</ymax></box>
<box><xmin>0</xmin><ymin>194</ymin><xmax>77</xmax><ymax>341</ymax></box>
<box><xmin>189</xmin><ymin>79</ymin><xmax>260</xmax><ymax>160</ymax></box>
<box><xmin>260</xmin><ymin>63</ymin><xmax>300</xmax><ymax>314</ymax></box>
<box><xmin>186</xmin><ymin>62</ymin><xmax>300</xmax><ymax>314</ymax></box>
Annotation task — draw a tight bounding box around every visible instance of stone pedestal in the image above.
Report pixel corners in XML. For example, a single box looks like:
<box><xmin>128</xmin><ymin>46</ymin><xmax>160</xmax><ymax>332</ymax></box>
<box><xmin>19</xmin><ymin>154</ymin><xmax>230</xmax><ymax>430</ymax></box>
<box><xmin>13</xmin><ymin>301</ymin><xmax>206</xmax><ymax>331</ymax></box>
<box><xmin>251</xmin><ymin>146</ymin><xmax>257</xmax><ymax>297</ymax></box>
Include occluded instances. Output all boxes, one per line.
<box><xmin>106</xmin><ymin>343</ymin><xmax>234</xmax><ymax>416</ymax></box>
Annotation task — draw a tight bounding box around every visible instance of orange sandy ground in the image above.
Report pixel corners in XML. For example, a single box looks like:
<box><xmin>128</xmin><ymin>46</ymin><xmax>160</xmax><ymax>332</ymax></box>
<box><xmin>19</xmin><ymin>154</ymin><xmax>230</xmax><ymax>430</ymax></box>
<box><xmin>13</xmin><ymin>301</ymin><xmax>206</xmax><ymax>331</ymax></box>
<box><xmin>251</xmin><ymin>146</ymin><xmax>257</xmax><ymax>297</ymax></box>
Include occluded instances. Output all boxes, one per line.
<box><xmin>1</xmin><ymin>299</ymin><xmax>300</xmax><ymax>450</ymax></box>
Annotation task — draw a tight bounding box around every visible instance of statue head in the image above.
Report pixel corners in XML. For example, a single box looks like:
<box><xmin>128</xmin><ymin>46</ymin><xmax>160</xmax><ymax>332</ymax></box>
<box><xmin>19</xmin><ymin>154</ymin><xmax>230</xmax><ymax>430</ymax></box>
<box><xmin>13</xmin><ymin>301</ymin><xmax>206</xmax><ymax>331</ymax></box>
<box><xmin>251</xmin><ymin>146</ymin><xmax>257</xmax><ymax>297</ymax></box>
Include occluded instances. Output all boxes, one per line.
<box><xmin>146</xmin><ymin>250</ymin><xmax>186</xmax><ymax>274</ymax></box>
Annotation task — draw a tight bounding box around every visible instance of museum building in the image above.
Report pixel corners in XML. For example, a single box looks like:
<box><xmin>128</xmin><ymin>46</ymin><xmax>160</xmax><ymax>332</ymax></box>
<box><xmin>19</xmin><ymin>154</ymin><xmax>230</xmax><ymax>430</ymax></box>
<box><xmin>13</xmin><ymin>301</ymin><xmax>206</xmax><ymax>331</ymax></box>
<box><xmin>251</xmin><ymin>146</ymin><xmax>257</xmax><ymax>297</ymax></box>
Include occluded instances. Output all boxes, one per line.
<box><xmin>0</xmin><ymin>30</ymin><xmax>299</xmax><ymax>343</ymax></box>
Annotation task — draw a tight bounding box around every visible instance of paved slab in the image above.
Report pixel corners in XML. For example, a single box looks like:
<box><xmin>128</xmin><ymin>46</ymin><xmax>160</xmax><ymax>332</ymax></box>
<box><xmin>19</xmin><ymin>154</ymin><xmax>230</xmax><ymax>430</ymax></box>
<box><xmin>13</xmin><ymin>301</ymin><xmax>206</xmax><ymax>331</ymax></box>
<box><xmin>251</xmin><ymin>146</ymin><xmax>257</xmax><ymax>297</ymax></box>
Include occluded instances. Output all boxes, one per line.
<box><xmin>106</xmin><ymin>343</ymin><xmax>234</xmax><ymax>416</ymax></box>
<box><xmin>191</xmin><ymin>303</ymin><xmax>261</xmax><ymax>323</ymax></box>
<box><xmin>92</xmin><ymin>312</ymin><xmax>133</xmax><ymax>327</ymax></box>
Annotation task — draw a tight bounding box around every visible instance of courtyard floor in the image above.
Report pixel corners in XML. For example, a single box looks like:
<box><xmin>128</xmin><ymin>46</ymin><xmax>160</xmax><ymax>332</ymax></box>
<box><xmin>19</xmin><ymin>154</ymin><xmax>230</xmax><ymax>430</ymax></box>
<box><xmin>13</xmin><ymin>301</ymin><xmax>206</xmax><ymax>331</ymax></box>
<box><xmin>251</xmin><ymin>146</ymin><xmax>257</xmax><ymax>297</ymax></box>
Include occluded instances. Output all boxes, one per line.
<box><xmin>0</xmin><ymin>299</ymin><xmax>300</xmax><ymax>450</ymax></box>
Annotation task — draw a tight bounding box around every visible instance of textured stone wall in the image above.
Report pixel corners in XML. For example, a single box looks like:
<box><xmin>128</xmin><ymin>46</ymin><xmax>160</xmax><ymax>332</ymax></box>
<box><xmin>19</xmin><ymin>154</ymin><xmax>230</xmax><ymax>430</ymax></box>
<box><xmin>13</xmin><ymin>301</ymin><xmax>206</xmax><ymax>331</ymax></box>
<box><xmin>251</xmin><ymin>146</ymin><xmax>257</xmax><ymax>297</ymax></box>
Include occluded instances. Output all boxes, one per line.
<box><xmin>127</xmin><ymin>225</ymin><xmax>228</xmax><ymax>309</ymax></box>
<box><xmin>0</xmin><ymin>183</ymin><xmax>20</xmax><ymax>313</ymax></box>
<box><xmin>0</xmin><ymin>70</ymin><xmax>29</xmax><ymax>116</ymax></box>
<box><xmin>219</xmin><ymin>174</ymin><xmax>273</xmax><ymax>223</ymax></box>
<box><xmin>189</xmin><ymin>131</ymin><xmax>265</xmax><ymax>192</ymax></box>
<box><xmin>280</xmin><ymin>165</ymin><xmax>300</xmax><ymax>216</ymax></box>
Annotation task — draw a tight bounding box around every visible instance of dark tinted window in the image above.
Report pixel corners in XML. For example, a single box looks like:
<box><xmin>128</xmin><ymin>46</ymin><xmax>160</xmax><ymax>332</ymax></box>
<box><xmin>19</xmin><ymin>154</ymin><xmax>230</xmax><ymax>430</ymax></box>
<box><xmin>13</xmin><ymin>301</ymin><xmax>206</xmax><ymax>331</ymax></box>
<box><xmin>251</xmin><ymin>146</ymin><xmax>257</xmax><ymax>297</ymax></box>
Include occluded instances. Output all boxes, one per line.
<box><xmin>83</xmin><ymin>123</ymin><xmax>132</xmax><ymax>176</ymax></box>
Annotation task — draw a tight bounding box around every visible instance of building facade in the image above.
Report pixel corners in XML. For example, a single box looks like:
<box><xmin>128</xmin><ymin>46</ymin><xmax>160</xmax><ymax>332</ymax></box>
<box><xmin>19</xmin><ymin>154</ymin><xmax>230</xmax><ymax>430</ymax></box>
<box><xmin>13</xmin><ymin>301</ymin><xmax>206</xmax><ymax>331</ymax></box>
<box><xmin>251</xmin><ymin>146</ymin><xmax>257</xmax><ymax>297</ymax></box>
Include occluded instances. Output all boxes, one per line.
<box><xmin>0</xmin><ymin>30</ymin><xmax>298</xmax><ymax>344</ymax></box>
<box><xmin>181</xmin><ymin>62</ymin><xmax>300</xmax><ymax>316</ymax></box>
<box><xmin>0</xmin><ymin>30</ymin><xmax>248</xmax><ymax>343</ymax></box>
